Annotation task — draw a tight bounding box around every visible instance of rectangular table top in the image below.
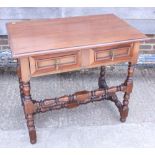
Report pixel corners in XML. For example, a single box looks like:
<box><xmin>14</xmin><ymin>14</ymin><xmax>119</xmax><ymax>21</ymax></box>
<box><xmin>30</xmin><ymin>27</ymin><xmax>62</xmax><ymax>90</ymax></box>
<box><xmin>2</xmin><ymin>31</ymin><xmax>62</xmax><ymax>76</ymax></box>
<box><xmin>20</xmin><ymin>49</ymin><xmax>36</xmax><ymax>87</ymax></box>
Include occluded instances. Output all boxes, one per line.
<box><xmin>7</xmin><ymin>14</ymin><xmax>148</xmax><ymax>58</ymax></box>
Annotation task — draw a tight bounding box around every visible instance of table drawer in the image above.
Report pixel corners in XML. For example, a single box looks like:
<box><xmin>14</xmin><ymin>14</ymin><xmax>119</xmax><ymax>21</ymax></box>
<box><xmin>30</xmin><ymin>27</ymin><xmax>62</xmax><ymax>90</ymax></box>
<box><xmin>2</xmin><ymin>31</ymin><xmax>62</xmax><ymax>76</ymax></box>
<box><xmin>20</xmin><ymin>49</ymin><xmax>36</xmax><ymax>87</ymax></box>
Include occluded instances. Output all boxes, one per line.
<box><xmin>93</xmin><ymin>45</ymin><xmax>131</xmax><ymax>63</ymax></box>
<box><xmin>29</xmin><ymin>51</ymin><xmax>81</xmax><ymax>76</ymax></box>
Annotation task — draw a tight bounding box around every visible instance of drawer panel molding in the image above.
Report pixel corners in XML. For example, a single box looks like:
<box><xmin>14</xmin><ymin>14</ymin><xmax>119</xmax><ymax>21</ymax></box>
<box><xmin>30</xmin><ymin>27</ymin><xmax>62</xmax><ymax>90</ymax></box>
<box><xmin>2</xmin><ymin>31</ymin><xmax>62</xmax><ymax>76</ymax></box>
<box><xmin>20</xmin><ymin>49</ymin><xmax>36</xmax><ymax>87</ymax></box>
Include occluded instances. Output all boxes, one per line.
<box><xmin>29</xmin><ymin>51</ymin><xmax>81</xmax><ymax>76</ymax></box>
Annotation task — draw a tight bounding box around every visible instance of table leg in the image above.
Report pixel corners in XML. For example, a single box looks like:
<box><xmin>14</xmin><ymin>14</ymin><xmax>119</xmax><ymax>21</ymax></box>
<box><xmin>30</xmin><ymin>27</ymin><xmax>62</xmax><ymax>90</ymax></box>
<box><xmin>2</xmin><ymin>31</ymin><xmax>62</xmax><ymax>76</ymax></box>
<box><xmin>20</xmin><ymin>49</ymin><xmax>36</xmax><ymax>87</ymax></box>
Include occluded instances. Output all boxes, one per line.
<box><xmin>120</xmin><ymin>62</ymin><xmax>135</xmax><ymax>122</ymax></box>
<box><xmin>98</xmin><ymin>66</ymin><xmax>123</xmax><ymax>117</ymax></box>
<box><xmin>98</xmin><ymin>63</ymin><xmax>135</xmax><ymax>122</ymax></box>
<box><xmin>17</xmin><ymin>65</ymin><xmax>37</xmax><ymax>144</ymax></box>
<box><xmin>17</xmin><ymin>64</ymin><xmax>24</xmax><ymax>105</ymax></box>
<box><xmin>16</xmin><ymin>62</ymin><xmax>134</xmax><ymax>144</ymax></box>
<box><xmin>98</xmin><ymin>66</ymin><xmax>109</xmax><ymax>89</ymax></box>
<box><xmin>22</xmin><ymin>82</ymin><xmax>36</xmax><ymax>144</ymax></box>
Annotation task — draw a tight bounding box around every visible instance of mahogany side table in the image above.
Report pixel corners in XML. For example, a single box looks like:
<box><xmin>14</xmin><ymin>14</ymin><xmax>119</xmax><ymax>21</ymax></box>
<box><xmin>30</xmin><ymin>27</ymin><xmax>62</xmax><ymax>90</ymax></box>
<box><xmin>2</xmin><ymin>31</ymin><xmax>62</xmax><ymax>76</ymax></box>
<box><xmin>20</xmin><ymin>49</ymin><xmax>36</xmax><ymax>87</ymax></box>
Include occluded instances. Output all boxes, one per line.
<box><xmin>7</xmin><ymin>14</ymin><xmax>148</xmax><ymax>144</ymax></box>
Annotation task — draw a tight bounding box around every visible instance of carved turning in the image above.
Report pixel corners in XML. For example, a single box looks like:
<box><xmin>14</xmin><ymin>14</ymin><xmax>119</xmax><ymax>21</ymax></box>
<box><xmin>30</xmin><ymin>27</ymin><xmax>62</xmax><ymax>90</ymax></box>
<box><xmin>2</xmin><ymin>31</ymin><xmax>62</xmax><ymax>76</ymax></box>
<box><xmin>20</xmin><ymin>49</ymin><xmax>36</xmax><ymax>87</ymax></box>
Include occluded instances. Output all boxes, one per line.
<box><xmin>119</xmin><ymin>62</ymin><xmax>135</xmax><ymax>122</ymax></box>
<box><xmin>33</xmin><ymin>85</ymin><xmax>126</xmax><ymax>113</ymax></box>
<box><xmin>17</xmin><ymin>62</ymin><xmax>135</xmax><ymax>144</ymax></box>
<box><xmin>98</xmin><ymin>66</ymin><xmax>108</xmax><ymax>89</ymax></box>
<box><xmin>98</xmin><ymin>64</ymin><xmax>135</xmax><ymax>122</ymax></box>
<box><xmin>17</xmin><ymin>64</ymin><xmax>24</xmax><ymax>105</ymax></box>
<box><xmin>108</xmin><ymin>94</ymin><xmax>122</xmax><ymax>110</ymax></box>
<box><xmin>98</xmin><ymin>66</ymin><xmax>123</xmax><ymax>115</ymax></box>
<box><xmin>17</xmin><ymin>64</ymin><xmax>37</xmax><ymax>144</ymax></box>
<box><xmin>22</xmin><ymin>82</ymin><xmax>36</xmax><ymax>144</ymax></box>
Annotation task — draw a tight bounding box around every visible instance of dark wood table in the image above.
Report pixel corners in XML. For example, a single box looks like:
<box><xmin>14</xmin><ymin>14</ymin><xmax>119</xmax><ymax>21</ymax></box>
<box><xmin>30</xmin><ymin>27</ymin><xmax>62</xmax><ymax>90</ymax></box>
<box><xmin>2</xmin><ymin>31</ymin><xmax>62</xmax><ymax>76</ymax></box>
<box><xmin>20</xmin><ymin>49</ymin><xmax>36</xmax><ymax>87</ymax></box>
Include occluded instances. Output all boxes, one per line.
<box><xmin>7</xmin><ymin>14</ymin><xmax>148</xmax><ymax>144</ymax></box>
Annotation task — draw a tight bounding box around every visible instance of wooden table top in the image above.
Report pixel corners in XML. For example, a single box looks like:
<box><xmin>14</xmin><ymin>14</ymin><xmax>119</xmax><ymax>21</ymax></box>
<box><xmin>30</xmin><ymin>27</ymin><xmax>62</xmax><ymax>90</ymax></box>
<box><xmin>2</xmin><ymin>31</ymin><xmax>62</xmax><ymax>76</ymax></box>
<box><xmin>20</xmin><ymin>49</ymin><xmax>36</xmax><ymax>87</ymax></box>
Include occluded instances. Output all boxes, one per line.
<box><xmin>7</xmin><ymin>14</ymin><xmax>147</xmax><ymax>58</ymax></box>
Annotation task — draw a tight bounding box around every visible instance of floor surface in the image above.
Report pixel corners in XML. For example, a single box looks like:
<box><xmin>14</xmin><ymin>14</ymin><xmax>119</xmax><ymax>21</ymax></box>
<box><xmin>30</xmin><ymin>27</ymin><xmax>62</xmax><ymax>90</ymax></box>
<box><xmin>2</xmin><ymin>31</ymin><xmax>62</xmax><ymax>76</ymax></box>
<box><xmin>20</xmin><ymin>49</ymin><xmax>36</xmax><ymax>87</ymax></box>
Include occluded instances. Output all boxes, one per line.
<box><xmin>0</xmin><ymin>65</ymin><xmax>155</xmax><ymax>147</ymax></box>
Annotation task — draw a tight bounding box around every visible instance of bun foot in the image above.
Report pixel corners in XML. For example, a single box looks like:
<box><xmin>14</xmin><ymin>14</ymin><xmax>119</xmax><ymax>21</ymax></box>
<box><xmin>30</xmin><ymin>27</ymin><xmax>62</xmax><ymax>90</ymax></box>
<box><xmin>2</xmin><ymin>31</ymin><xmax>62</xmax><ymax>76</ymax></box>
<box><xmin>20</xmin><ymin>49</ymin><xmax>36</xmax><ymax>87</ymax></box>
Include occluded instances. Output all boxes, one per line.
<box><xmin>119</xmin><ymin>105</ymin><xmax>129</xmax><ymax>123</ymax></box>
<box><xmin>29</xmin><ymin>130</ymin><xmax>37</xmax><ymax>144</ymax></box>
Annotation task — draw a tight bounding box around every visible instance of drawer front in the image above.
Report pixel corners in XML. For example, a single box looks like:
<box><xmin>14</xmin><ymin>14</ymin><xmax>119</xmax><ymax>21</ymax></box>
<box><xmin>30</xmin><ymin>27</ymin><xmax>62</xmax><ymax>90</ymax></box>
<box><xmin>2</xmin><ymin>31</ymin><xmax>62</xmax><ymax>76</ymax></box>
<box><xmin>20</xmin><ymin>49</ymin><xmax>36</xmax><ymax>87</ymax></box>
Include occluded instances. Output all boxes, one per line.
<box><xmin>29</xmin><ymin>51</ymin><xmax>81</xmax><ymax>76</ymax></box>
<box><xmin>94</xmin><ymin>45</ymin><xmax>131</xmax><ymax>63</ymax></box>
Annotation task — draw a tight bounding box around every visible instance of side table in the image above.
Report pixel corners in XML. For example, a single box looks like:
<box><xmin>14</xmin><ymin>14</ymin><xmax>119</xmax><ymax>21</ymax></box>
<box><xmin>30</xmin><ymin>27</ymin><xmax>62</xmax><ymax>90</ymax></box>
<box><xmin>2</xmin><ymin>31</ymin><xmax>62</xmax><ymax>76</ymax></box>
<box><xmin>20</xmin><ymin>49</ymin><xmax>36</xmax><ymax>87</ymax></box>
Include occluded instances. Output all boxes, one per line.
<box><xmin>7</xmin><ymin>14</ymin><xmax>148</xmax><ymax>144</ymax></box>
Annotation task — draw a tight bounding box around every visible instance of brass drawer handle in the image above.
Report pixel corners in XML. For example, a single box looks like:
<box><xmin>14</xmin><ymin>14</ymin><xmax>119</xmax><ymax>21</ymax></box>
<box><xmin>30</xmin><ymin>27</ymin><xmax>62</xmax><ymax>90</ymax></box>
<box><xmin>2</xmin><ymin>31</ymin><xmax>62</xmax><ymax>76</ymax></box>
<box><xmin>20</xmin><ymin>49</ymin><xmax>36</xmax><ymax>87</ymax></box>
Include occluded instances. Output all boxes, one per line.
<box><xmin>54</xmin><ymin>59</ymin><xmax>60</xmax><ymax>70</ymax></box>
<box><xmin>109</xmin><ymin>50</ymin><xmax>114</xmax><ymax>61</ymax></box>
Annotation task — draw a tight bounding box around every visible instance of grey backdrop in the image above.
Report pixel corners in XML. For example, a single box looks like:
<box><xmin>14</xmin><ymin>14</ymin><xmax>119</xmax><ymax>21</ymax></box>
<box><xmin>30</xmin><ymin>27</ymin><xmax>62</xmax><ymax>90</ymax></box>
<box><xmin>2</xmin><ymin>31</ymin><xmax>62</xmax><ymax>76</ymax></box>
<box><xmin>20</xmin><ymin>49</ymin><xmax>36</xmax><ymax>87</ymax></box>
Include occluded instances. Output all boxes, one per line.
<box><xmin>0</xmin><ymin>7</ymin><xmax>155</xmax><ymax>35</ymax></box>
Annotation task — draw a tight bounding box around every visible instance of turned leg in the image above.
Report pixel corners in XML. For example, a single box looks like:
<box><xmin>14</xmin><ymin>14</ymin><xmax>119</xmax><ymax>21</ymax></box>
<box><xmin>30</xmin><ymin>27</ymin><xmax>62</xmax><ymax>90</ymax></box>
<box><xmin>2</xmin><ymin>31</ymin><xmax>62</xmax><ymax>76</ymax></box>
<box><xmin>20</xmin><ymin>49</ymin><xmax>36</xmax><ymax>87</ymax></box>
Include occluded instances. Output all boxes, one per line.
<box><xmin>17</xmin><ymin>64</ymin><xmax>24</xmax><ymax>105</ymax></box>
<box><xmin>22</xmin><ymin>82</ymin><xmax>36</xmax><ymax>144</ymax></box>
<box><xmin>17</xmin><ymin>63</ymin><xmax>29</xmax><ymax>121</ymax></box>
<box><xmin>98</xmin><ymin>66</ymin><xmax>122</xmax><ymax>109</ymax></box>
<box><xmin>98</xmin><ymin>66</ymin><xmax>108</xmax><ymax>89</ymax></box>
<box><xmin>98</xmin><ymin>64</ymin><xmax>135</xmax><ymax>122</ymax></box>
<box><xmin>17</xmin><ymin>64</ymin><xmax>37</xmax><ymax>144</ymax></box>
<box><xmin>120</xmin><ymin>62</ymin><xmax>135</xmax><ymax>122</ymax></box>
<box><xmin>108</xmin><ymin>93</ymin><xmax>122</xmax><ymax>110</ymax></box>
<box><xmin>17</xmin><ymin>58</ymin><xmax>37</xmax><ymax>144</ymax></box>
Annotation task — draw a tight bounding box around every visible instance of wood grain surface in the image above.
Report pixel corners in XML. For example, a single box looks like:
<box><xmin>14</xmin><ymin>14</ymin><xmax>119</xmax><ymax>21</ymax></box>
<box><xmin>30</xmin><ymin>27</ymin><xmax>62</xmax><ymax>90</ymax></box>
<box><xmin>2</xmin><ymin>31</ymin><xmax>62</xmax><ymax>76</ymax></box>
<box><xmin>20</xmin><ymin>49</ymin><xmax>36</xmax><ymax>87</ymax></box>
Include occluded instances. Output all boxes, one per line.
<box><xmin>7</xmin><ymin>14</ymin><xmax>147</xmax><ymax>58</ymax></box>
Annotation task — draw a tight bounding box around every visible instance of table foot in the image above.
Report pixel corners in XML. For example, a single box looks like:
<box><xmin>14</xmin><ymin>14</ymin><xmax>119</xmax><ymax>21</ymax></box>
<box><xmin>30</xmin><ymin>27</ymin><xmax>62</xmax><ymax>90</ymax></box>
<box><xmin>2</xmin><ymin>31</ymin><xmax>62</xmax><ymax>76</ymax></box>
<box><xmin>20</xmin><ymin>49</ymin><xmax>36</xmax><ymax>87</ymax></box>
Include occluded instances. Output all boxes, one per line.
<box><xmin>26</xmin><ymin>114</ymin><xmax>37</xmax><ymax>144</ymax></box>
<box><xmin>119</xmin><ymin>105</ymin><xmax>129</xmax><ymax>122</ymax></box>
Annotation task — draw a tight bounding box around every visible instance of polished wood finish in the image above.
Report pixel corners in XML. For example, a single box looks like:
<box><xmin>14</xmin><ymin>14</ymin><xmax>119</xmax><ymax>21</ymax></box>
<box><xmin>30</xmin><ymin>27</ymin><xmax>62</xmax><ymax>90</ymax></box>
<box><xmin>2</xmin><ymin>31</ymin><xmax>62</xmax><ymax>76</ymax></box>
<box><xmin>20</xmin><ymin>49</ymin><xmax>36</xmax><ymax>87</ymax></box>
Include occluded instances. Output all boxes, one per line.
<box><xmin>33</xmin><ymin>84</ymin><xmax>126</xmax><ymax>113</ymax></box>
<box><xmin>29</xmin><ymin>50</ymin><xmax>81</xmax><ymax>76</ymax></box>
<box><xmin>7</xmin><ymin>14</ymin><xmax>147</xmax><ymax>58</ymax></box>
<box><xmin>22</xmin><ymin>42</ymin><xmax>137</xmax><ymax>78</ymax></box>
<box><xmin>7</xmin><ymin>14</ymin><xmax>147</xmax><ymax>144</ymax></box>
<box><xmin>17</xmin><ymin>64</ymin><xmax>36</xmax><ymax>144</ymax></box>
